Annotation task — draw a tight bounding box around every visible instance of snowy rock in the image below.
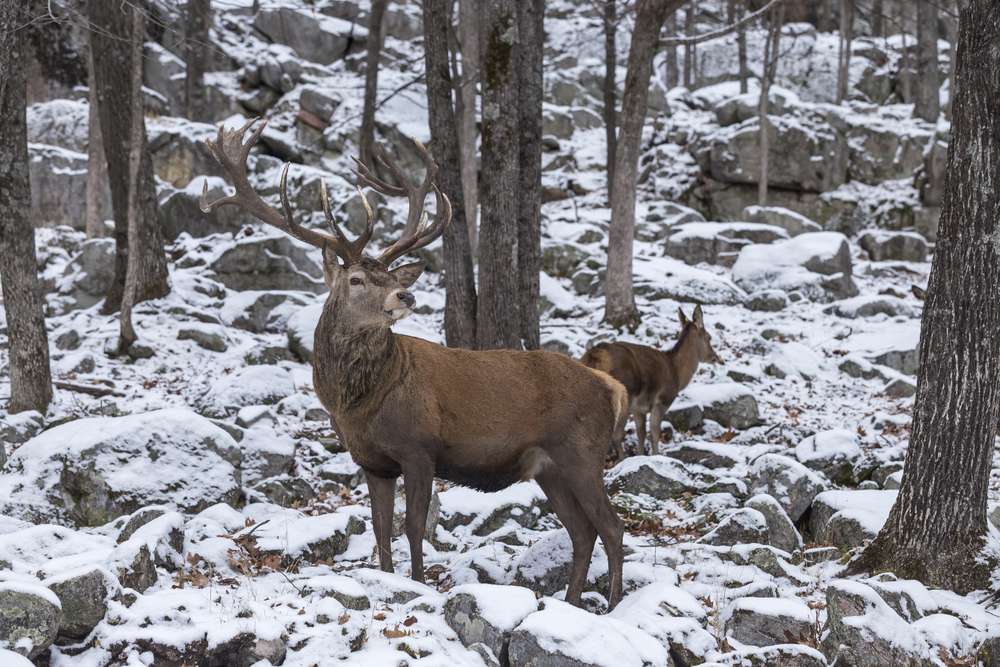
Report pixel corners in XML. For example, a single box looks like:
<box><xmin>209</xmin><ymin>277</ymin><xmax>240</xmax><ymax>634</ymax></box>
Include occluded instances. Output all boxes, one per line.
<box><xmin>732</xmin><ymin>232</ymin><xmax>857</xmax><ymax>302</ymax></box>
<box><xmin>254</xmin><ymin>506</ymin><xmax>366</xmax><ymax>565</ymax></box>
<box><xmin>748</xmin><ymin>454</ymin><xmax>827</xmax><ymax>522</ymax></box>
<box><xmin>512</xmin><ymin>531</ymin><xmax>607</xmax><ymax>596</ymax></box>
<box><xmin>728</xmin><ymin>644</ymin><xmax>828</xmax><ymax>667</ymax></box>
<box><xmin>605</xmin><ymin>456</ymin><xmax>704</xmax><ymax>500</ymax></box>
<box><xmin>746</xmin><ymin>494</ymin><xmax>803</xmax><ymax>553</ymax></box>
<box><xmin>439</xmin><ymin>482</ymin><xmax>549</xmax><ymax>535</ymax></box>
<box><xmin>680</xmin><ymin>382</ymin><xmax>761</xmax><ymax>429</ymax></box>
<box><xmin>0</xmin><ymin>649</ymin><xmax>32</xmax><ymax>666</ymax></box>
<box><xmin>884</xmin><ymin>377</ymin><xmax>917</xmax><ymax>398</ymax></box>
<box><xmin>713</xmin><ymin>87</ymin><xmax>798</xmax><ymax>126</ymax></box>
<box><xmin>177</xmin><ymin>322</ymin><xmax>229</xmax><ymax>352</ymax></box>
<box><xmin>795</xmin><ymin>429</ymin><xmax>861</xmax><ymax>484</ymax></box>
<box><xmin>0</xmin><ymin>582</ymin><xmax>61</xmax><ymax>659</ymax></box>
<box><xmin>918</xmin><ymin>139</ymin><xmax>949</xmax><ymax>207</ymax></box>
<box><xmin>665</xmin><ymin>222</ymin><xmax>788</xmax><ymax>267</ymax></box>
<box><xmin>158</xmin><ymin>180</ymin><xmax>253</xmax><ymax>241</ymax></box>
<box><xmin>209</xmin><ymin>233</ymin><xmax>326</xmax><ymax>293</ymax></box>
<box><xmin>0</xmin><ymin>411</ymin><xmax>44</xmax><ymax>447</ymax></box>
<box><xmin>858</xmin><ymin>230</ymin><xmax>928</xmax><ymax>262</ymax></box>
<box><xmin>200</xmin><ymin>365</ymin><xmax>296</xmax><ymax>417</ymax></box>
<box><xmin>845</xmin><ymin>122</ymin><xmax>932</xmax><ymax>185</ymax></box>
<box><xmin>27</xmin><ymin>99</ymin><xmax>89</xmax><ymax>152</ymax></box>
<box><xmin>609</xmin><ymin>582</ymin><xmax>717</xmax><ymax>665</ymax></box>
<box><xmin>299</xmin><ymin>572</ymin><xmax>371</xmax><ymax>610</ymax></box>
<box><xmin>60</xmin><ymin>238</ymin><xmax>116</xmax><ymax>309</ymax></box>
<box><xmin>765</xmin><ymin>342</ymin><xmax>824</xmax><ymax>380</ymax></box>
<box><xmin>220</xmin><ymin>290</ymin><xmax>313</xmax><ymax>334</ymax></box>
<box><xmin>252</xmin><ymin>477</ymin><xmax>316</xmax><ymax>508</ymax></box>
<box><xmin>809</xmin><ymin>490</ymin><xmax>896</xmax><ymax>547</ymax></box>
<box><xmin>115</xmin><ymin>509</ymin><xmax>186</xmax><ymax>571</ymax></box>
<box><xmin>507</xmin><ymin>599</ymin><xmax>670</xmax><ymax>667</ymax></box>
<box><xmin>746</xmin><ymin>289</ymin><xmax>789</xmax><ymax>312</ymax></box>
<box><xmin>444</xmin><ymin>584</ymin><xmax>538</xmax><ymax>664</ymax></box>
<box><xmin>634</xmin><ymin>255</ymin><xmax>748</xmax><ymax>305</ymax></box>
<box><xmin>742</xmin><ymin>205</ymin><xmax>822</xmax><ymax>236</ymax></box>
<box><xmin>254</xmin><ymin>8</ymin><xmax>365</xmax><ymax>65</ymax></box>
<box><xmin>29</xmin><ymin>143</ymin><xmax>111</xmax><ymax>230</ymax></box>
<box><xmin>699</xmin><ymin>508</ymin><xmax>768</xmax><ymax>546</ymax></box>
<box><xmin>724</xmin><ymin>597</ymin><xmax>814</xmax><ymax>647</ymax></box>
<box><xmin>391</xmin><ymin>487</ymin><xmax>441</xmax><ymax>538</ymax></box>
<box><xmin>826</xmin><ymin>295</ymin><xmax>914</xmax><ymax>319</ymax></box>
<box><xmin>636</xmin><ymin>202</ymin><xmax>705</xmax><ymax>242</ymax></box>
<box><xmin>663</xmin><ymin>441</ymin><xmax>741</xmax><ymax>469</ymax></box>
<box><xmin>287</xmin><ymin>302</ymin><xmax>324</xmax><ymax>362</ymax></box>
<box><xmin>44</xmin><ymin>566</ymin><xmax>116</xmax><ymax>642</ymax></box>
<box><xmin>1</xmin><ymin>410</ymin><xmax>241</xmax><ymax>527</ymax></box>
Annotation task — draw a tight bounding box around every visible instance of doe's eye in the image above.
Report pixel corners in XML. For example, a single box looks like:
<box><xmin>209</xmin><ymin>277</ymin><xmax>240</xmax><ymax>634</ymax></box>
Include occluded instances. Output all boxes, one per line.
<box><xmin>349</xmin><ymin>276</ymin><xmax>364</xmax><ymax>286</ymax></box>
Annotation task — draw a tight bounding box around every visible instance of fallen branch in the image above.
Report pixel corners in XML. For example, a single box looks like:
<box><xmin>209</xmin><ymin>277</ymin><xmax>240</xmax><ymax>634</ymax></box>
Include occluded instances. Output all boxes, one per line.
<box><xmin>53</xmin><ymin>380</ymin><xmax>124</xmax><ymax>398</ymax></box>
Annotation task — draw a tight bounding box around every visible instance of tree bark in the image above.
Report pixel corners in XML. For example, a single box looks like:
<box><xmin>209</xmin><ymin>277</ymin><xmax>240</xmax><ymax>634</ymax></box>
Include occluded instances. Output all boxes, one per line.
<box><xmin>423</xmin><ymin>0</ymin><xmax>478</xmax><ymax>349</ymax></box>
<box><xmin>456</xmin><ymin>0</ymin><xmax>480</xmax><ymax>254</ymax></box>
<box><xmin>517</xmin><ymin>0</ymin><xmax>543</xmax><ymax>350</ymax></box>
<box><xmin>899</xmin><ymin>4</ymin><xmax>913</xmax><ymax>103</ymax></box>
<box><xmin>836</xmin><ymin>0</ymin><xmax>853</xmax><ymax>102</ymax></box>
<box><xmin>603</xmin><ymin>0</ymin><xmax>685</xmax><ymax>330</ymax></box>
<box><xmin>184</xmin><ymin>0</ymin><xmax>211</xmax><ymax>121</ymax></box>
<box><xmin>85</xmin><ymin>44</ymin><xmax>108</xmax><ymax>238</ymax></box>
<box><xmin>734</xmin><ymin>0</ymin><xmax>748</xmax><ymax>94</ymax></box>
<box><xmin>848</xmin><ymin>0</ymin><xmax>1000</xmax><ymax>594</ymax></box>
<box><xmin>683</xmin><ymin>1</ymin><xmax>695</xmax><ymax>87</ymax></box>
<box><xmin>664</xmin><ymin>13</ymin><xmax>679</xmax><ymax>88</ymax></box>
<box><xmin>88</xmin><ymin>0</ymin><xmax>170</xmax><ymax>314</ymax></box>
<box><xmin>758</xmin><ymin>4</ymin><xmax>783</xmax><ymax>206</ymax></box>
<box><xmin>872</xmin><ymin>0</ymin><xmax>884</xmax><ymax>37</ymax></box>
<box><xmin>0</xmin><ymin>0</ymin><xmax>53</xmax><ymax>414</ymax></box>
<box><xmin>913</xmin><ymin>0</ymin><xmax>940</xmax><ymax>121</ymax></box>
<box><xmin>360</xmin><ymin>0</ymin><xmax>388</xmax><ymax>169</ymax></box>
<box><xmin>944</xmin><ymin>1</ymin><xmax>958</xmax><ymax>119</ymax></box>
<box><xmin>603</xmin><ymin>0</ymin><xmax>618</xmax><ymax>197</ymax></box>
<box><xmin>476</xmin><ymin>0</ymin><xmax>521</xmax><ymax>349</ymax></box>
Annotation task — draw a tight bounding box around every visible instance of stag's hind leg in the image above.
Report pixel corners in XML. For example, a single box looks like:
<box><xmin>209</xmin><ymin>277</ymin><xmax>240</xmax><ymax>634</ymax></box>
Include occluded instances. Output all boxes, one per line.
<box><xmin>365</xmin><ymin>470</ymin><xmax>397</xmax><ymax>574</ymax></box>
<box><xmin>535</xmin><ymin>472</ymin><xmax>597</xmax><ymax>607</ymax></box>
<box><xmin>567</xmin><ymin>472</ymin><xmax>625</xmax><ymax>609</ymax></box>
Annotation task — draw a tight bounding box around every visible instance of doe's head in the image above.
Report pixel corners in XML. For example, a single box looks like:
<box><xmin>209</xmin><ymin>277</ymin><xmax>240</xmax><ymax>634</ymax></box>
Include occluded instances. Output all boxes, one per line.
<box><xmin>678</xmin><ymin>305</ymin><xmax>723</xmax><ymax>365</ymax></box>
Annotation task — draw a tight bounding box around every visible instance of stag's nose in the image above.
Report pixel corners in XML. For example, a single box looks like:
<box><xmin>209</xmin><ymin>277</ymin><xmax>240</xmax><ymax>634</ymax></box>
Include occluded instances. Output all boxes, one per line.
<box><xmin>397</xmin><ymin>290</ymin><xmax>415</xmax><ymax>308</ymax></box>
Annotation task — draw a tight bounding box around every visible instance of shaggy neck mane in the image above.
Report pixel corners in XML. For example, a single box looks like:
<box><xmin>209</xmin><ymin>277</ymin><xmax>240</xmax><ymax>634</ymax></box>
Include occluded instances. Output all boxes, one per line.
<box><xmin>313</xmin><ymin>296</ymin><xmax>402</xmax><ymax>411</ymax></box>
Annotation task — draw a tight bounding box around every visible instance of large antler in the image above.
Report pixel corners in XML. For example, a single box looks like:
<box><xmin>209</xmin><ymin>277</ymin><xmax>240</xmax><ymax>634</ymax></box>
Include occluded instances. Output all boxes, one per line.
<box><xmin>199</xmin><ymin>118</ymin><xmax>367</xmax><ymax>266</ymax></box>
<box><xmin>353</xmin><ymin>139</ymin><xmax>452</xmax><ymax>267</ymax></box>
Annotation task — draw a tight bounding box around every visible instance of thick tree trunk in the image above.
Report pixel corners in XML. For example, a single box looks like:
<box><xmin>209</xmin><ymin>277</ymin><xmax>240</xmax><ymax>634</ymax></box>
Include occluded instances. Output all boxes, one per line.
<box><xmin>89</xmin><ymin>0</ymin><xmax>170</xmax><ymax>314</ymax></box>
<box><xmin>0</xmin><ymin>0</ymin><xmax>53</xmax><ymax>414</ymax></box>
<box><xmin>184</xmin><ymin>0</ymin><xmax>211</xmax><ymax>121</ymax></box>
<box><xmin>836</xmin><ymin>0</ymin><xmax>853</xmax><ymax>102</ymax></box>
<box><xmin>517</xmin><ymin>0</ymin><xmax>543</xmax><ymax>350</ymax></box>
<box><xmin>85</xmin><ymin>45</ymin><xmax>108</xmax><ymax>238</ymax></box>
<box><xmin>476</xmin><ymin>0</ymin><xmax>521</xmax><ymax>349</ymax></box>
<box><xmin>682</xmin><ymin>1</ymin><xmax>695</xmax><ymax>87</ymax></box>
<box><xmin>603</xmin><ymin>0</ymin><xmax>617</xmax><ymax>197</ymax></box>
<box><xmin>848</xmin><ymin>0</ymin><xmax>1000</xmax><ymax>594</ymax></box>
<box><xmin>360</xmin><ymin>0</ymin><xmax>388</xmax><ymax>169</ymax></box>
<box><xmin>604</xmin><ymin>0</ymin><xmax>684</xmax><ymax>330</ymax></box>
<box><xmin>913</xmin><ymin>0</ymin><xmax>940</xmax><ymax>121</ymax></box>
<box><xmin>457</xmin><ymin>0</ymin><xmax>479</xmax><ymax>254</ymax></box>
<box><xmin>423</xmin><ymin>0</ymin><xmax>478</xmax><ymax>349</ymax></box>
<box><xmin>664</xmin><ymin>13</ymin><xmax>679</xmax><ymax>88</ymax></box>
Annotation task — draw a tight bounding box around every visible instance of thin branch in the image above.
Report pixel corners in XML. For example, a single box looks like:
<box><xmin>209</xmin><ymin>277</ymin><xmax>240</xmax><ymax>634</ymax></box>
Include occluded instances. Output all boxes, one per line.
<box><xmin>660</xmin><ymin>0</ymin><xmax>784</xmax><ymax>47</ymax></box>
<box><xmin>53</xmin><ymin>380</ymin><xmax>125</xmax><ymax>398</ymax></box>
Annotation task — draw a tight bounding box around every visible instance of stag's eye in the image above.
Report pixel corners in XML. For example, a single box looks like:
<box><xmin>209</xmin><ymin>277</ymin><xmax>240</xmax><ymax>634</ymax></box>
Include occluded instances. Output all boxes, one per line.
<box><xmin>349</xmin><ymin>276</ymin><xmax>364</xmax><ymax>286</ymax></box>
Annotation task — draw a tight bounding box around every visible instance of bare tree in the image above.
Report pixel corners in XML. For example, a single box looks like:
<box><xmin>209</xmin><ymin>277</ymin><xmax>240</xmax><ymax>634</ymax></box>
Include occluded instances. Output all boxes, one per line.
<box><xmin>849</xmin><ymin>0</ymin><xmax>1000</xmax><ymax>594</ymax></box>
<box><xmin>517</xmin><ymin>0</ymin><xmax>543</xmax><ymax>350</ymax></box>
<box><xmin>423</xmin><ymin>0</ymin><xmax>478</xmax><ymax>348</ymax></box>
<box><xmin>682</xmin><ymin>1</ymin><xmax>695</xmax><ymax>87</ymax></box>
<box><xmin>85</xmin><ymin>45</ymin><xmax>107</xmax><ymax>238</ymax></box>
<box><xmin>758</xmin><ymin>3</ymin><xmax>784</xmax><ymax>206</ymax></box>
<box><xmin>733</xmin><ymin>0</ymin><xmax>749</xmax><ymax>94</ymax></box>
<box><xmin>664</xmin><ymin>12</ymin><xmax>679</xmax><ymax>88</ymax></box>
<box><xmin>836</xmin><ymin>0</ymin><xmax>853</xmax><ymax>102</ymax></box>
<box><xmin>477</xmin><ymin>0</ymin><xmax>522</xmax><ymax>349</ymax></box>
<box><xmin>360</xmin><ymin>0</ymin><xmax>388</xmax><ymax>168</ymax></box>
<box><xmin>602</xmin><ymin>0</ymin><xmax>618</xmax><ymax>196</ymax></box>
<box><xmin>456</xmin><ymin>0</ymin><xmax>479</xmax><ymax>253</ymax></box>
<box><xmin>872</xmin><ymin>0</ymin><xmax>884</xmax><ymax>37</ymax></box>
<box><xmin>604</xmin><ymin>0</ymin><xmax>685</xmax><ymax>330</ymax></box>
<box><xmin>899</xmin><ymin>3</ymin><xmax>913</xmax><ymax>102</ymax></box>
<box><xmin>0</xmin><ymin>0</ymin><xmax>53</xmax><ymax>414</ymax></box>
<box><xmin>913</xmin><ymin>0</ymin><xmax>940</xmax><ymax>121</ymax></box>
<box><xmin>88</xmin><ymin>0</ymin><xmax>170</xmax><ymax>314</ymax></box>
<box><xmin>184</xmin><ymin>0</ymin><xmax>211</xmax><ymax>121</ymax></box>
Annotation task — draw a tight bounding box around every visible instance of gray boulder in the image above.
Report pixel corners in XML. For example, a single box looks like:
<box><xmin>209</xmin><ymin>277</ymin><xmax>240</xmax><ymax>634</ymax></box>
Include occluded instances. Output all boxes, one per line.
<box><xmin>60</xmin><ymin>238</ymin><xmax>116</xmax><ymax>310</ymax></box>
<box><xmin>210</xmin><ymin>233</ymin><xmax>326</xmax><ymax>293</ymax></box>
<box><xmin>858</xmin><ymin>230</ymin><xmax>928</xmax><ymax>262</ymax></box>
<box><xmin>604</xmin><ymin>456</ymin><xmax>704</xmax><ymax>500</ymax></box>
<box><xmin>665</xmin><ymin>222</ymin><xmax>788</xmax><ymax>266</ymax></box>
<box><xmin>746</xmin><ymin>494</ymin><xmax>803</xmax><ymax>553</ymax></box>
<box><xmin>44</xmin><ymin>567</ymin><xmax>116</xmax><ymax>642</ymax></box>
<box><xmin>29</xmin><ymin>143</ymin><xmax>110</xmax><ymax>230</ymax></box>
<box><xmin>746</xmin><ymin>289</ymin><xmax>789</xmax><ymax>312</ymax></box>
<box><xmin>699</xmin><ymin>508</ymin><xmax>769</xmax><ymax>547</ymax></box>
<box><xmin>200</xmin><ymin>365</ymin><xmax>297</xmax><ymax>417</ymax></box>
<box><xmin>220</xmin><ymin>290</ymin><xmax>313</xmax><ymax>334</ymax></box>
<box><xmin>254</xmin><ymin>8</ymin><xmax>365</xmax><ymax>65</ymax></box>
<box><xmin>444</xmin><ymin>584</ymin><xmax>538</xmax><ymax>665</ymax></box>
<box><xmin>158</xmin><ymin>180</ymin><xmax>254</xmax><ymax>241</ymax></box>
<box><xmin>682</xmin><ymin>383</ymin><xmax>761</xmax><ymax>429</ymax></box>
<box><xmin>732</xmin><ymin>232</ymin><xmax>858</xmax><ymax>302</ymax></box>
<box><xmin>725</xmin><ymin>597</ymin><xmax>814</xmax><ymax>647</ymax></box>
<box><xmin>846</xmin><ymin>123</ymin><xmax>932</xmax><ymax>184</ymax></box>
<box><xmin>0</xmin><ymin>583</ymin><xmax>61</xmax><ymax>659</ymax></box>
<box><xmin>742</xmin><ymin>205</ymin><xmax>822</xmax><ymax>236</ymax></box>
<box><xmin>748</xmin><ymin>454</ymin><xmax>827</xmax><ymax>522</ymax></box>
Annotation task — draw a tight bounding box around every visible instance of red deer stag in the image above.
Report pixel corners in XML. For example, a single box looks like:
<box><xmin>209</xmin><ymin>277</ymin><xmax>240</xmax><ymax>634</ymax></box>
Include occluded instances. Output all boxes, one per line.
<box><xmin>582</xmin><ymin>305</ymin><xmax>721</xmax><ymax>458</ymax></box>
<box><xmin>199</xmin><ymin>119</ymin><xmax>630</xmax><ymax>609</ymax></box>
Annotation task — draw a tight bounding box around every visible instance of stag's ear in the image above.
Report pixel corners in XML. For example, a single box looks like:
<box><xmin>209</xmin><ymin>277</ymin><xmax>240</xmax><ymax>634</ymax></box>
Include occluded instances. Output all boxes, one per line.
<box><xmin>391</xmin><ymin>261</ymin><xmax>425</xmax><ymax>288</ymax></box>
<box><xmin>693</xmin><ymin>304</ymin><xmax>704</xmax><ymax>327</ymax></box>
<box><xmin>677</xmin><ymin>307</ymin><xmax>689</xmax><ymax>327</ymax></box>
<box><xmin>322</xmin><ymin>246</ymin><xmax>344</xmax><ymax>288</ymax></box>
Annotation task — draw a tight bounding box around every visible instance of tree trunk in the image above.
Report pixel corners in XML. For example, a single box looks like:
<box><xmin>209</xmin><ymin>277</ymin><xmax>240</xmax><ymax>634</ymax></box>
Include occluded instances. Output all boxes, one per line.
<box><xmin>184</xmin><ymin>0</ymin><xmax>211</xmax><ymax>121</ymax></box>
<box><xmin>734</xmin><ymin>0</ymin><xmax>748</xmax><ymax>94</ymax></box>
<box><xmin>603</xmin><ymin>0</ymin><xmax>617</xmax><ymax>198</ymax></box>
<box><xmin>476</xmin><ymin>0</ymin><xmax>522</xmax><ymax>349</ymax></box>
<box><xmin>423</xmin><ymin>0</ymin><xmax>478</xmax><ymax>349</ymax></box>
<box><xmin>457</xmin><ymin>0</ymin><xmax>479</xmax><ymax>254</ymax></box>
<box><xmin>360</xmin><ymin>0</ymin><xmax>388</xmax><ymax>169</ymax></box>
<box><xmin>944</xmin><ymin>1</ymin><xmax>958</xmax><ymax>119</ymax></box>
<box><xmin>517</xmin><ymin>0</ymin><xmax>543</xmax><ymax>351</ymax></box>
<box><xmin>683</xmin><ymin>1</ymin><xmax>695</xmax><ymax>87</ymax></box>
<box><xmin>117</xmin><ymin>1</ymin><xmax>147</xmax><ymax>354</ymax></box>
<box><xmin>758</xmin><ymin>4</ymin><xmax>783</xmax><ymax>206</ymax></box>
<box><xmin>872</xmin><ymin>0</ymin><xmax>884</xmax><ymax>37</ymax></box>
<box><xmin>899</xmin><ymin>4</ymin><xmax>913</xmax><ymax>103</ymax></box>
<box><xmin>914</xmin><ymin>0</ymin><xmax>940</xmax><ymax>121</ymax></box>
<box><xmin>848</xmin><ymin>0</ymin><xmax>1000</xmax><ymax>594</ymax></box>
<box><xmin>836</xmin><ymin>0</ymin><xmax>853</xmax><ymax>102</ymax></box>
<box><xmin>664</xmin><ymin>13</ymin><xmax>679</xmax><ymax>88</ymax></box>
<box><xmin>604</xmin><ymin>0</ymin><xmax>684</xmax><ymax>330</ymax></box>
<box><xmin>85</xmin><ymin>44</ymin><xmax>108</xmax><ymax>238</ymax></box>
<box><xmin>0</xmin><ymin>0</ymin><xmax>53</xmax><ymax>414</ymax></box>
<box><xmin>88</xmin><ymin>0</ymin><xmax>170</xmax><ymax>314</ymax></box>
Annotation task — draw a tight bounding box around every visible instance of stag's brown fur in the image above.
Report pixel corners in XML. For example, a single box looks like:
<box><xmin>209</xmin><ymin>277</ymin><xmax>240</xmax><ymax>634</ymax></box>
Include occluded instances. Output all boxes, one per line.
<box><xmin>200</xmin><ymin>122</ymin><xmax>630</xmax><ymax>609</ymax></box>
<box><xmin>582</xmin><ymin>305</ymin><xmax>721</xmax><ymax>457</ymax></box>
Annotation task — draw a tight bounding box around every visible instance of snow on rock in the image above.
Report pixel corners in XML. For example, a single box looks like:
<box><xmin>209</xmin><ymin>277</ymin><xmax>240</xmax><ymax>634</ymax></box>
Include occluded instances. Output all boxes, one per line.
<box><xmin>0</xmin><ymin>649</ymin><xmax>33</xmax><ymax>667</ymax></box>
<box><xmin>679</xmin><ymin>382</ymin><xmax>761</xmax><ymax>429</ymax></box>
<box><xmin>220</xmin><ymin>290</ymin><xmax>314</xmax><ymax>334</ymax></box>
<box><xmin>723</xmin><ymin>596</ymin><xmax>814</xmax><ymax>647</ymax></box>
<box><xmin>809</xmin><ymin>490</ymin><xmax>897</xmax><ymax>547</ymax></box>
<box><xmin>826</xmin><ymin>294</ymin><xmax>915</xmax><ymax>319</ymax></box>
<box><xmin>200</xmin><ymin>364</ymin><xmax>297</xmax><ymax>417</ymax></box>
<box><xmin>512</xmin><ymin>530</ymin><xmax>608</xmax><ymax>596</ymax></box>
<box><xmin>610</xmin><ymin>582</ymin><xmax>717</xmax><ymax>665</ymax></box>
<box><xmin>0</xmin><ymin>579</ymin><xmax>62</xmax><ymax>660</ymax></box>
<box><xmin>508</xmin><ymin>598</ymin><xmax>670</xmax><ymax>667</ymax></box>
<box><xmin>842</xmin><ymin>321</ymin><xmax>921</xmax><ymax>375</ymax></box>
<box><xmin>0</xmin><ymin>409</ymin><xmax>242</xmax><ymax>526</ymax></box>
<box><xmin>858</xmin><ymin>230</ymin><xmax>929</xmax><ymax>262</ymax></box>
<box><xmin>247</xmin><ymin>504</ymin><xmax>366</xmax><ymax>565</ymax></box>
<box><xmin>732</xmin><ymin>232</ymin><xmax>858</xmax><ymax>302</ymax></box>
<box><xmin>633</xmin><ymin>255</ymin><xmax>747</xmax><ymax>305</ymax></box>
<box><xmin>765</xmin><ymin>341</ymin><xmax>825</xmax><ymax>380</ymax></box>
<box><xmin>43</xmin><ymin>566</ymin><xmax>117</xmax><ymax>642</ymax></box>
<box><xmin>208</xmin><ymin>232</ymin><xmax>326</xmax><ymax>293</ymax></box>
<box><xmin>795</xmin><ymin>429</ymin><xmax>863</xmax><ymax>484</ymax></box>
<box><xmin>444</xmin><ymin>584</ymin><xmax>539</xmax><ymax>663</ymax></box>
<box><xmin>664</xmin><ymin>221</ymin><xmax>788</xmax><ymax>266</ymax></box>
<box><xmin>743</xmin><ymin>205</ymin><xmax>822</xmax><ymax>236</ymax></box>
<box><xmin>439</xmin><ymin>482</ymin><xmax>550</xmax><ymax>535</ymax></box>
<box><xmin>699</xmin><ymin>508</ymin><xmax>768</xmax><ymax>547</ymax></box>
<box><xmin>605</xmin><ymin>456</ymin><xmax>705</xmax><ymax>500</ymax></box>
<box><xmin>254</xmin><ymin>7</ymin><xmax>365</xmax><ymax>65</ymax></box>
<box><xmin>748</xmin><ymin>454</ymin><xmax>828</xmax><ymax>522</ymax></box>
<box><xmin>746</xmin><ymin>494</ymin><xmax>803</xmax><ymax>553</ymax></box>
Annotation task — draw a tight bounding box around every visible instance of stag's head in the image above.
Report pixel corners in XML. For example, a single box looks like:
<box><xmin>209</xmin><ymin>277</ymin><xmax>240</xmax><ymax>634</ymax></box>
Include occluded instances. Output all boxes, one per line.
<box><xmin>200</xmin><ymin>118</ymin><xmax>451</xmax><ymax>331</ymax></box>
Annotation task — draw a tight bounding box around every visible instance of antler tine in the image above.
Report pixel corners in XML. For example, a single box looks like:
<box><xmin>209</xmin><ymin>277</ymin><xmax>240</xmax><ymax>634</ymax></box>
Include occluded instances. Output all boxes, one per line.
<box><xmin>373</xmin><ymin>145</ymin><xmax>434</xmax><ymax>236</ymax></box>
<box><xmin>352</xmin><ymin>155</ymin><xmax>406</xmax><ymax>197</ymax></box>
<box><xmin>377</xmin><ymin>186</ymin><xmax>453</xmax><ymax>267</ymax></box>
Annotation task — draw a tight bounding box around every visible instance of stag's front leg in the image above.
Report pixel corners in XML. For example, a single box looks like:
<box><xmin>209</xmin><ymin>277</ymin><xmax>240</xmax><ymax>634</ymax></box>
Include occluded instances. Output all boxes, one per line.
<box><xmin>402</xmin><ymin>462</ymin><xmax>433</xmax><ymax>583</ymax></box>
<box><xmin>365</xmin><ymin>470</ymin><xmax>397</xmax><ymax>573</ymax></box>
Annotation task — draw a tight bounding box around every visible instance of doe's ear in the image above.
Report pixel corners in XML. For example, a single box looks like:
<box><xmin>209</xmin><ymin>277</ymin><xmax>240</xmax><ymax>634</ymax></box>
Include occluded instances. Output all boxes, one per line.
<box><xmin>693</xmin><ymin>304</ymin><xmax>704</xmax><ymax>326</ymax></box>
<box><xmin>677</xmin><ymin>307</ymin><xmax>689</xmax><ymax>327</ymax></box>
<box><xmin>391</xmin><ymin>261</ymin><xmax>425</xmax><ymax>288</ymax></box>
